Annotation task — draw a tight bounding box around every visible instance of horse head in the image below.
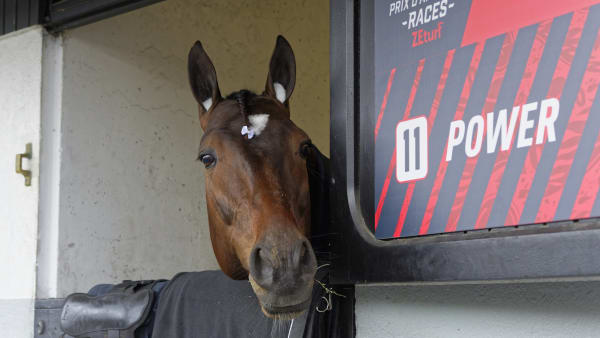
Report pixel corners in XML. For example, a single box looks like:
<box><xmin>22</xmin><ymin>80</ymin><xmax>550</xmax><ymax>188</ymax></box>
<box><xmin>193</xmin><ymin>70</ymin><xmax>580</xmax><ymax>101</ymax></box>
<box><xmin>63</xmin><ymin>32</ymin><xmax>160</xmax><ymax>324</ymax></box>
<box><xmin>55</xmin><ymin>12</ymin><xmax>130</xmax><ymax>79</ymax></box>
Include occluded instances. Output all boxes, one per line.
<box><xmin>188</xmin><ymin>36</ymin><xmax>317</xmax><ymax>319</ymax></box>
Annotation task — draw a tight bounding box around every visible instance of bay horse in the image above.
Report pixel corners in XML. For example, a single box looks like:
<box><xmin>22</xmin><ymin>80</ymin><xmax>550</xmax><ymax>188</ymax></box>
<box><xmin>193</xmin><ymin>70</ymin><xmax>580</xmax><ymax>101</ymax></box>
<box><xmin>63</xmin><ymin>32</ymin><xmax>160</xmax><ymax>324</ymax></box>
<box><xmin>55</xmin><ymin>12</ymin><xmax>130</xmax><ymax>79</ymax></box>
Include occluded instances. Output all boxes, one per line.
<box><xmin>187</xmin><ymin>36</ymin><xmax>318</xmax><ymax>319</ymax></box>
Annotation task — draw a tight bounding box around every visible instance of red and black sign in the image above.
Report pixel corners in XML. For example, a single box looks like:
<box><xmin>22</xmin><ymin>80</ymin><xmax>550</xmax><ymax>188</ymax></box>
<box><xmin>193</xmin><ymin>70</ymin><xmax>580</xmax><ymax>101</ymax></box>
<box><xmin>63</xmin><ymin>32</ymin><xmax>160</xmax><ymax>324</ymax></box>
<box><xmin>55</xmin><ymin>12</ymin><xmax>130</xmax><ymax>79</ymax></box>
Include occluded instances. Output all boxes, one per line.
<box><xmin>374</xmin><ymin>0</ymin><xmax>600</xmax><ymax>239</ymax></box>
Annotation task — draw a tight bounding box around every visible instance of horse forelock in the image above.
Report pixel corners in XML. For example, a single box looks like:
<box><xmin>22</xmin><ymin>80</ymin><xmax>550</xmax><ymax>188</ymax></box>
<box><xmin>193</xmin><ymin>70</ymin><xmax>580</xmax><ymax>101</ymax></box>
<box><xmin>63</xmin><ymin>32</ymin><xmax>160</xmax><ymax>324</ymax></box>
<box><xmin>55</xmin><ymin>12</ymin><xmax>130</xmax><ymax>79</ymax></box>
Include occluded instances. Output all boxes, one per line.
<box><xmin>225</xmin><ymin>89</ymin><xmax>257</xmax><ymax>117</ymax></box>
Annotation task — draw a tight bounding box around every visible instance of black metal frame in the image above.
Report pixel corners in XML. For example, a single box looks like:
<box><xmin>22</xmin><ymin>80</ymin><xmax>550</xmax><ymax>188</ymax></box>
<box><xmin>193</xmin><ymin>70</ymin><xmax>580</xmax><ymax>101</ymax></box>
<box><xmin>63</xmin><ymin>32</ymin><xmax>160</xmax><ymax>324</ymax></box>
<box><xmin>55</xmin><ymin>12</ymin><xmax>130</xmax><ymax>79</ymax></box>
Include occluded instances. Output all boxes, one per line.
<box><xmin>0</xmin><ymin>0</ymin><xmax>164</xmax><ymax>37</ymax></box>
<box><xmin>45</xmin><ymin>0</ymin><xmax>163</xmax><ymax>32</ymax></box>
<box><xmin>0</xmin><ymin>0</ymin><xmax>44</xmax><ymax>36</ymax></box>
<box><xmin>329</xmin><ymin>0</ymin><xmax>600</xmax><ymax>284</ymax></box>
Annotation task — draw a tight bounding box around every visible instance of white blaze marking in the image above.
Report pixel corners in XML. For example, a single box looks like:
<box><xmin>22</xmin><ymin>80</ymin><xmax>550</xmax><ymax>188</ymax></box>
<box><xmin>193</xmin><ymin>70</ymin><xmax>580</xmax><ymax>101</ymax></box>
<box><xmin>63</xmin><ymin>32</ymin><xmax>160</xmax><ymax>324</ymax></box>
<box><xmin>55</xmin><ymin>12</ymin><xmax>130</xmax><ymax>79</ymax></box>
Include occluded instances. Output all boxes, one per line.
<box><xmin>249</xmin><ymin>114</ymin><xmax>269</xmax><ymax>136</ymax></box>
<box><xmin>202</xmin><ymin>97</ymin><xmax>213</xmax><ymax>111</ymax></box>
<box><xmin>273</xmin><ymin>82</ymin><xmax>286</xmax><ymax>103</ymax></box>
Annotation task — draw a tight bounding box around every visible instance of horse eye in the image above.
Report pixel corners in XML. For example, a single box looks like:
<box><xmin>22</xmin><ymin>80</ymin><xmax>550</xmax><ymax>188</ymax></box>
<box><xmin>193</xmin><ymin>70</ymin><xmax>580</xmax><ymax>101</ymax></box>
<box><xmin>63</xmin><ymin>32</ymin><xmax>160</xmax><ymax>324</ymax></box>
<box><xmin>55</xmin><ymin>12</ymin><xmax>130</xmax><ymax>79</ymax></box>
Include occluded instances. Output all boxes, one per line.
<box><xmin>299</xmin><ymin>141</ymin><xmax>313</xmax><ymax>159</ymax></box>
<box><xmin>200</xmin><ymin>154</ymin><xmax>216</xmax><ymax>168</ymax></box>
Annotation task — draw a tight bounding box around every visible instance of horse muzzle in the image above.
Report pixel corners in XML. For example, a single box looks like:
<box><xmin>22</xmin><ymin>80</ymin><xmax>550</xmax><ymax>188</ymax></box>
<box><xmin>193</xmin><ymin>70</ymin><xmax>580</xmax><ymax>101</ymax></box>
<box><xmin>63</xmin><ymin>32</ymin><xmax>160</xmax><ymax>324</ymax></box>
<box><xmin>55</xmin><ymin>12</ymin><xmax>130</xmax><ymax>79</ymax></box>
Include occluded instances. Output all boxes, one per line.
<box><xmin>248</xmin><ymin>236</ymin><xmax>317</xmax><ymax>318</ymax></box>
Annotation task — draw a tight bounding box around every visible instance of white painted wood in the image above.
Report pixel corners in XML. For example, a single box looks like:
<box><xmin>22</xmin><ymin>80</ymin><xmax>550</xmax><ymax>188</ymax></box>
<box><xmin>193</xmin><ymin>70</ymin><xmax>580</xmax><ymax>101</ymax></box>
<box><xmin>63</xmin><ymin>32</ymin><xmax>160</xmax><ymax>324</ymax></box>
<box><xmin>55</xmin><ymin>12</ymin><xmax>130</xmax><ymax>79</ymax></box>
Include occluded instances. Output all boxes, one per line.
<box><xmin>0</xmin><ymin>27</ymin><xmax>43</xmax><ymax>337</ymax></box>
<box><xmin>37</xmin><ymin>32</ymin><xmax>63</xmax><ymax>299</ymax></box>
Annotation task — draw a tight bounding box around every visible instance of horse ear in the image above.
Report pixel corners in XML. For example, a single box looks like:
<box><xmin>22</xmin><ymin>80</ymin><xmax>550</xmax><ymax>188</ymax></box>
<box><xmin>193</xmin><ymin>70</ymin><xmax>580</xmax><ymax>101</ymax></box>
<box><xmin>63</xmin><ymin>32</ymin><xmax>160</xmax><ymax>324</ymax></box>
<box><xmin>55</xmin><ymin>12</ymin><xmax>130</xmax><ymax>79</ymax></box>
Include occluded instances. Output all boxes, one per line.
<box><xmin>188</xmin><ymin>41</ymin><xmax>222</xmax><ymax>129</ymax></box>
<box><xmin>265</xmin><ymin>35</ymin><xmax>296</xmax><ymax>109</ymax></box>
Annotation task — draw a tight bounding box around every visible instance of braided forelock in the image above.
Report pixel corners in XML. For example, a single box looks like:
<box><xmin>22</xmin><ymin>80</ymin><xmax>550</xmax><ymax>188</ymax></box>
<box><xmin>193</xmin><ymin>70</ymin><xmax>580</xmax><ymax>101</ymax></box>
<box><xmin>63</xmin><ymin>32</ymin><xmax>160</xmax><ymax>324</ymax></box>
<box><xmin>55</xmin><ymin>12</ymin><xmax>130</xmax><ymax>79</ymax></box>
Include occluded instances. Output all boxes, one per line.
<box><xmin>226</xmin><ymin>90</ymin><xmax>257</xmax><ymax>121</ymax></box>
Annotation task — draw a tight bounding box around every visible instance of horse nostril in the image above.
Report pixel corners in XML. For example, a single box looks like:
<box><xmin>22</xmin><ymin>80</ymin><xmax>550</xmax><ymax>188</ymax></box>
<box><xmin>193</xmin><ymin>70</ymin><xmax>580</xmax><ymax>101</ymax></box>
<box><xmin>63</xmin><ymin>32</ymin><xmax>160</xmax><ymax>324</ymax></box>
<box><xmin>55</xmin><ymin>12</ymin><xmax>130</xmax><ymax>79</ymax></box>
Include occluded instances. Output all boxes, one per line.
<box><xmin>301</xmin><ymin>241</ymin><xmax>312</xmax><ymax>268</ymax></box>
<box><xmin>293</xmin><ymin>239</ymin><xmax>316</xmax><ymax>273</ymax></box>
<box><xmin>249</xmin><ymin>245</ymin><xmax>275</xmax><ymax>290</ymax></box>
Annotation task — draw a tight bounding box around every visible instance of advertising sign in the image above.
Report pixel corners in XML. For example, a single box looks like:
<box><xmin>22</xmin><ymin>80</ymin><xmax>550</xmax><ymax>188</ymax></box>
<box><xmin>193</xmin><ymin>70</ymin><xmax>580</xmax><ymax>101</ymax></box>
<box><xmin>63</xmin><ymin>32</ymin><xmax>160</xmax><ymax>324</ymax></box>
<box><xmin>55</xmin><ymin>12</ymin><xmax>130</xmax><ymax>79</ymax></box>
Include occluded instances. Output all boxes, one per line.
<box><xmin>374</xmin><ymin>0</ymin><xmax>600</xmax><ymax>238</ymax></box>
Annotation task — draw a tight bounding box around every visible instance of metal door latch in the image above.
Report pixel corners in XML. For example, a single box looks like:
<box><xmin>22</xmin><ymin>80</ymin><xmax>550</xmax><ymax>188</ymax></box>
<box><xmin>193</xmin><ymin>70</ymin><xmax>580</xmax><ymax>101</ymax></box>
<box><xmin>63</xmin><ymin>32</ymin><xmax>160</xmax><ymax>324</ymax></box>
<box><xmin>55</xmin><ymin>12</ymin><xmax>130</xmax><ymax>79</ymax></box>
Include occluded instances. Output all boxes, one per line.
<box><xmin>16</xmin><ymin>143</ymin><xmax>32</xmax><ymax>186</ymax></box>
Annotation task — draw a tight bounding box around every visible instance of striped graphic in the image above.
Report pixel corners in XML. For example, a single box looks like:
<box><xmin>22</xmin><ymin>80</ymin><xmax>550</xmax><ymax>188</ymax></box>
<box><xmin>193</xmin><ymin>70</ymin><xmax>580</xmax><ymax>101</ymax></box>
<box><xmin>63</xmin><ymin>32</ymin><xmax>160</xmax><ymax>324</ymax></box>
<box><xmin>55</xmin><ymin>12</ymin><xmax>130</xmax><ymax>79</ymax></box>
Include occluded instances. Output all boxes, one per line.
<box><xmin>474</xmin><ymin>21</ymin><xmax>553</xmax><ymax>229</ymax></box>
<box><xmin>572</xmin><ymin>128</ymin><xmax>600</xmax><ymax>218</ymax></box>
<box><xmin>419</xmin><ymin>43</ymin><xmax>485</xmax><ymax>235</ymax></box>
<box><xmin>505</xmin><ymin>9</ymin><xmax>589</xmax><ymax>226</ymax></box>
<box><xmin>393</xmin><ymin>50</ymin><xmax>456</xmax><ymax>237</ymax></box>
<box><xmin>535</xmin><ymin>29</ymin><xmax>600</xmax><ymax>222</ymax></box>
<box><xmin>374</xmin><ymin>152</ymin><xmax>396</xmax><ymax>231</ymax></box>
<box><xmin>374</xmin><ymin>60</ymin><xmax>425</xmax><ymax>230</ymax></box>
<box><xmin>445</xmin><ymin>34</ymin><xmax>516</xmax><ymax>232</ymax></box>
<box><xmin>374</xmin><ymin>1</ymin><xmax>600</xmax><ymax>238</ymax></box>
<box><xmin>374</xmin><ymin>68</ymin><xmax>397</xmax><ymax>142</ymax></box>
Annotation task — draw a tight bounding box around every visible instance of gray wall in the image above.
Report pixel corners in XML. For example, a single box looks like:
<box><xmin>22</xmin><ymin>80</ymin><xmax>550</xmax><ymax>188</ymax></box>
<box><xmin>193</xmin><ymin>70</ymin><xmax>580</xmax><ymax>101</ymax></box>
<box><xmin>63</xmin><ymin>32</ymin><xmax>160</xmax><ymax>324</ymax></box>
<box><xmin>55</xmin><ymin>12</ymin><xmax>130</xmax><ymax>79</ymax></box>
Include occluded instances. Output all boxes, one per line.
<box><xmin>356</xmin><ymin>282</ymin><xmax>600</xmax><ymax>337</ymax></box>
<box><xmin>57</xmin><ymin>0</ymin><xmax>329</xmax><ymax>295</ymax></box>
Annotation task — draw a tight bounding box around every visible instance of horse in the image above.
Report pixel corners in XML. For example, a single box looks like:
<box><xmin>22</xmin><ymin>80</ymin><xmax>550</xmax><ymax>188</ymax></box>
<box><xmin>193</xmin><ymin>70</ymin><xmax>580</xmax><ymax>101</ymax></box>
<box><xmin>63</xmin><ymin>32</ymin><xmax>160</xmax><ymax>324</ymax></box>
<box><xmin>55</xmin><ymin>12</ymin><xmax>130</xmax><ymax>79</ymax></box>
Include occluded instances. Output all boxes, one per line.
<box><xmin>187</xmin><ymin>35</ymin><xmax>318</xmax><ymax>319</ymax></box>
